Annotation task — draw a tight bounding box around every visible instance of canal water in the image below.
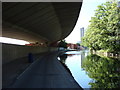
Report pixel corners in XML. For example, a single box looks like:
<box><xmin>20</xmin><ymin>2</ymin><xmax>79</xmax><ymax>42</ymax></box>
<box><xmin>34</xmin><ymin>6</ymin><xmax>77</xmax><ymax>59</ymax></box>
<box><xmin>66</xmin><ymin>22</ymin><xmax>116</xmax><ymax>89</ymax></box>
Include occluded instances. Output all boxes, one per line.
<box><xmin>58</xmin><ymin>50</ymin><xmax>120</xmax><ymax>89</ymax></box>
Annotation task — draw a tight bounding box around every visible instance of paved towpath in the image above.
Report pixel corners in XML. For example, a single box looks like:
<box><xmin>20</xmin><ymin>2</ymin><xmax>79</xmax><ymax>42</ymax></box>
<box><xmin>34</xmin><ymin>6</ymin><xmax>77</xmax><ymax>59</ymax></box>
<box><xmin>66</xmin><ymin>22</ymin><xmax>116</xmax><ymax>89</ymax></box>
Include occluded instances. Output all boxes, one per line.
<box><xmin>9</xmin><ymin>51</ymin><xmax>83</xmax><ymax>89</ymax></box>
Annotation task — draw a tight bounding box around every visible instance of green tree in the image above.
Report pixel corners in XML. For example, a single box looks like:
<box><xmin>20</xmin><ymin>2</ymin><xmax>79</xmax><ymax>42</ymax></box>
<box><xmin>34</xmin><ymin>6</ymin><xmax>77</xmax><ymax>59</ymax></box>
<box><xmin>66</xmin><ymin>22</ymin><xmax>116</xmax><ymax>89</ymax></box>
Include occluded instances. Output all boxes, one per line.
<box><xmin>82</xmin><ymin>1</ymin><xmax>120</xmax><ymax>52</ymax></box>
<box><xmin>58</xmin><ymin>40</ymin><xmax>67</xmax><ymax>49</ymax></box>
<box><xmin>76</xmin><ymin>43</ymin><xmax>80</xmax><ymax>46</ymax></box>
<box><xmin>82</xmin><ymin>54</ymin><xmax>120</xmax><ymax>88</ymax></box>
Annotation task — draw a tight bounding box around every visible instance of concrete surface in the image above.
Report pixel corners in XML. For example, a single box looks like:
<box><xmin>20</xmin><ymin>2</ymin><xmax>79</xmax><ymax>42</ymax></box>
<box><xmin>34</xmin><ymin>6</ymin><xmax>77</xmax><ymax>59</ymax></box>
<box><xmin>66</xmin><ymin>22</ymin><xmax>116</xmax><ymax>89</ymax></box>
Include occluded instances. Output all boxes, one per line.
<box><xmin>2</xmin><ymin>2</ymin><xmax>82</xmax><ymax>43</ymax></box>
<box><xmin>5</xmin><ymin>51</ymin><xmax>82</xmax><ymax>89</ymax></box>
<box><xmin>2</xmin><ymin>52</ymin><xmax>48</xmax><ymax>88</ymax></box>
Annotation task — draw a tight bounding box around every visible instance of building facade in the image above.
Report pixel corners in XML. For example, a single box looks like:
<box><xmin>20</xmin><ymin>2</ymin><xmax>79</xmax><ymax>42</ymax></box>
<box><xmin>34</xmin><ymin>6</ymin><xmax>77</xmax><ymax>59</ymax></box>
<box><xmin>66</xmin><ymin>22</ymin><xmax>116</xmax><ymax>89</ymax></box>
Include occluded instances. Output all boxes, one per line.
<box><xmin>80</xmin><ymin>27</ymin><xmax>85</xmax><ymax>41</ymax></box>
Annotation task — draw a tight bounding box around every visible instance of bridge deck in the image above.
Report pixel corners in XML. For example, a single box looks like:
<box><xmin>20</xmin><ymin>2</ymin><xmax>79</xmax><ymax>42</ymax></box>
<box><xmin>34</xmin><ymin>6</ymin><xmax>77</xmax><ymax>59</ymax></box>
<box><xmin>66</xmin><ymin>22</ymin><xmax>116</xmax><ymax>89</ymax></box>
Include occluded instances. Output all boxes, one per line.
<box><xmin>5</xmin><ymin>51</ymin><xmax>82</xmax><ymax>89</ymax></box>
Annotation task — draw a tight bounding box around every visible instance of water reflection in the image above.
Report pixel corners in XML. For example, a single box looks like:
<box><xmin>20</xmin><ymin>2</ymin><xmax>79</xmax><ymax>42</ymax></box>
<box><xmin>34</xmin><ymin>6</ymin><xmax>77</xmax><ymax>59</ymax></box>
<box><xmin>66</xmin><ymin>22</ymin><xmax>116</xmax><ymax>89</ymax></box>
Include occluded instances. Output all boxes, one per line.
<box><xmin>58</xmin><ymin>51</ymin><xmax>91</xmax><ymax>88</ymax></box>
<box><xmin>59</xmin><ymin>54</ymin><xmax>67</xmax><ymax>63</ymax></box>
<box><xmin>58</xmin><ymin>51</ymin><xmax>120</xmax><ymax>89</ymax></box>
<box><xmin>82</xmin><ymin>54</ymin><xmax>120</xmax><ymax>88</ymax></box>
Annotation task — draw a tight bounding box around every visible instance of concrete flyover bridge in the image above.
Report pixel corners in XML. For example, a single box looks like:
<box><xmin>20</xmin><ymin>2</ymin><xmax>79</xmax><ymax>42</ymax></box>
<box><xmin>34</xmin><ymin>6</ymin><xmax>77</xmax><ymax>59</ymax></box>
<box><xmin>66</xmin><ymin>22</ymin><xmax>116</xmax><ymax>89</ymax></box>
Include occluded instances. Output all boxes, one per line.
<box><xmin>2</xmin><ymin>2</ymin><xmax>82</xmax><ymax>63</ymax></box>
<box><xmin>2</xmin><ymin>2</ymin><xmax>82</xmax><ymax>45</ymax></box>
<box><xmin>2</xmin><ymin>1</ymin><xmax>83</xmax><ymax>88</ymax></box>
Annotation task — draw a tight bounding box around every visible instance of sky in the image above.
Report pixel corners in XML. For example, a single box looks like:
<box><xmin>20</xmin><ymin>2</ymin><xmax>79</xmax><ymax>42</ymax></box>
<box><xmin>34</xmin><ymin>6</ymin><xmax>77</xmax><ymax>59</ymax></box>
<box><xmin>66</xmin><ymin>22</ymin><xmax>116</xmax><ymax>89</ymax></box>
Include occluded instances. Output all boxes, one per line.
<box><xmin>0</xmin><ymin>37</ymin><xmax>30</xmax><ymax>45</ymax></box>
<box><xmin>65</xmin><ymin>0</ymin><xmax>108</xmax><ymax>44</ymax></box>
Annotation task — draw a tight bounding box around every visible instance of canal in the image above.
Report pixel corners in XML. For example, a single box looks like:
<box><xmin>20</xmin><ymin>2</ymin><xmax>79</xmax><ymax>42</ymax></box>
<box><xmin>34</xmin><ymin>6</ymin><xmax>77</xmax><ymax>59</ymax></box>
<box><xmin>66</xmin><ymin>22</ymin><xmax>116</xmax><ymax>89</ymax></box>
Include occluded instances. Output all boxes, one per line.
<box><xmin>58</xmin><ymin>50</ymin><xmax>120</xmax><ymax>89</ymax></box>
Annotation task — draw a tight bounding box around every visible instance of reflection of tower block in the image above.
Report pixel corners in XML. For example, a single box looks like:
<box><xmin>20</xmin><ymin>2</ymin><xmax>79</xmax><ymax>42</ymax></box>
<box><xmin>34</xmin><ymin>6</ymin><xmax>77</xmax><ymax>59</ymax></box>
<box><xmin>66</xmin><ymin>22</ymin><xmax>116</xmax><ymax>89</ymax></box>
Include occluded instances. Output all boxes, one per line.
<box><xmin>81</xmin><ymin>53</ymin><xmax>85</xmax><ymax>70</ymax></box>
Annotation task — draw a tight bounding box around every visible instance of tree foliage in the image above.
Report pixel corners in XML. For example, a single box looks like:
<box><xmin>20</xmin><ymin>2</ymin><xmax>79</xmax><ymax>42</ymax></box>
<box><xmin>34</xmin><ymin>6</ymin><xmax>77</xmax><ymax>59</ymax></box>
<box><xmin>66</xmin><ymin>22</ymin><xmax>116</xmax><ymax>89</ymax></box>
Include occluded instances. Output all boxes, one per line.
<box><xmin>76</xmin><ymin>43</ymin><xmax>80</xmax><ymax>46</ymax></box>
<box><xmin>58</xmin><ymin>40</ymin><xmax>67</xmax><ymax>48</ymax></box>
<box><xmin>82</xmin><ymin>1</ymin><xmax>120</xmax><ymax>52</ymax></box>
<box><xmin>82</xmin><ymin>54</ymin><xmax>120</xmax><ymax>88</ymax></box>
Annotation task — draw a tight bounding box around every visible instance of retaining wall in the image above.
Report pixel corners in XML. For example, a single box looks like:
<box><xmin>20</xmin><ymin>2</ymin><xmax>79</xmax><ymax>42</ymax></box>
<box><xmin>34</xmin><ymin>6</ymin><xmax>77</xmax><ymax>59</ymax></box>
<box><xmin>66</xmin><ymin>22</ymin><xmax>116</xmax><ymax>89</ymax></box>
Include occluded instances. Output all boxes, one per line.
<box><xmin>2</xmin><ymin>43</ymin><xmax>58</xmax><ymax>64</ymax></box>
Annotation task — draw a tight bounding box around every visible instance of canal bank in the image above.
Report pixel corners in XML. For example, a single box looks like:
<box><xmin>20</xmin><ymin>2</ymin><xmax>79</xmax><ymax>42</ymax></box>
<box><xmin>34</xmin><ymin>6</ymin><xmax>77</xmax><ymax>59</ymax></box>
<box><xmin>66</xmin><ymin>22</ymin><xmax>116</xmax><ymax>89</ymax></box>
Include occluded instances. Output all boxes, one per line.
<box><xmin>90</xmin><ymin>50</ymin><xmax>120</xmax><ymax>58</ymax></box>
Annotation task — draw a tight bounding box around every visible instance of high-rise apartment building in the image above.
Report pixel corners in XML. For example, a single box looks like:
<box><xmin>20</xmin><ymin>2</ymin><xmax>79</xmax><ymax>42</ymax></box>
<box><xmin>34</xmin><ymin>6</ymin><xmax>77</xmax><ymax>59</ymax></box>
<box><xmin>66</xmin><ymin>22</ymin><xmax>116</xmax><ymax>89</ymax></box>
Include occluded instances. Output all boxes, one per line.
<box><xmin>80</xmin><ymin>27</ymin><xmax>85</xmax><ymax>41</ymax></box>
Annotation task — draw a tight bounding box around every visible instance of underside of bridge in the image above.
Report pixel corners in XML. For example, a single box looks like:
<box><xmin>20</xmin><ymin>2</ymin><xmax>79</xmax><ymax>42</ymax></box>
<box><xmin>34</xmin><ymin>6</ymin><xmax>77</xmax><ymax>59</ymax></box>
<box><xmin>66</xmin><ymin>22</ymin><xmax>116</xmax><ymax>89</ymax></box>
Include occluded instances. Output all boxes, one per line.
<box><xmin>2</xmin><ymin>2</ymin><xmax>83</xmax><ymax>88</ymax></box>
<box><xmin>2</xmin><ymin>2</ymin><xmax>82</xmax><ymax>45</ymax></box>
